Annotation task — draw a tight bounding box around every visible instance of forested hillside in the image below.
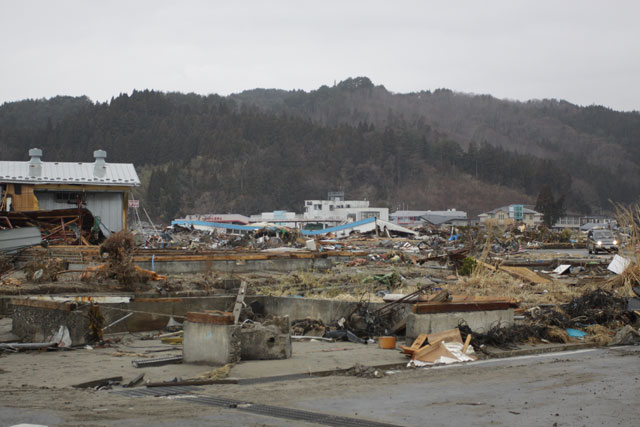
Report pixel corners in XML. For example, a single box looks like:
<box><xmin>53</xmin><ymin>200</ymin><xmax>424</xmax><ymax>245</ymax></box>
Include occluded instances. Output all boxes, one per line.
<box><xmin>1</xmin><ymin>78</ymin><xmax>639</xmax><ymax>221</ymax></box>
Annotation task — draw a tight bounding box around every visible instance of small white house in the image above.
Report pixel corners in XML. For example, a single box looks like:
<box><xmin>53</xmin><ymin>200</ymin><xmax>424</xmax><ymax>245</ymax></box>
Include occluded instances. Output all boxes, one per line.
<box><xmin>478</xmin><ymin>205</ymin><xmax>543</xmax><ymax>227</ymax></box>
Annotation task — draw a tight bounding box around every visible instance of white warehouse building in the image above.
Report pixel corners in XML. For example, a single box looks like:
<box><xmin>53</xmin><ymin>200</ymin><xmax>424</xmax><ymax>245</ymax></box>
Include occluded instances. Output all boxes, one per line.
<box><xmin>303</xmin><ymin>192</ymin><xmax>389</xmax><ymax>223</ymax></box>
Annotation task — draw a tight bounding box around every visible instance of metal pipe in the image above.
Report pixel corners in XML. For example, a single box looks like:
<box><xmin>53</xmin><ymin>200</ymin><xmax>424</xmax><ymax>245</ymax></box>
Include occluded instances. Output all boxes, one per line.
<box><xmin>0</xmin><ymin>342</ymin><xmax>56</xmax><ymax>350</ymax></box>
<box><xmin>102</xmin><ymin>312</ymin><xmax>134</xmax><ymax>331</ymax></box>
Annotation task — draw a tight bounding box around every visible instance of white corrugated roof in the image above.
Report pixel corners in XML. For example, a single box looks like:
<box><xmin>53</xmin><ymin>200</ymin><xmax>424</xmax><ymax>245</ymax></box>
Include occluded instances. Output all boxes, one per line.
<box><xmin>0</xmin><ymin>161</ymin><xmax>140</xmax><ymax>186</ymax></box>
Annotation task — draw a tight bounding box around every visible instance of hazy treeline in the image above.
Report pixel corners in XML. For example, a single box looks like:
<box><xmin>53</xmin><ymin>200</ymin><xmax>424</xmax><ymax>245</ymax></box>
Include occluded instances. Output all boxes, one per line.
<box><xmin>1</xmin><ymin>78</ymin><xmax>638</xmax><ymax>220</ymax></box>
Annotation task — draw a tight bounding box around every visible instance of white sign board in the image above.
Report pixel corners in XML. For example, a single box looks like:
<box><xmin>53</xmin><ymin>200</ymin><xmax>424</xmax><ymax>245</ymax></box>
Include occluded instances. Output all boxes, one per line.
<box><xmin>607</xmin><ymin>254</ymin><xmax>631</xmax><ymax>275</ymax></box>
<box><xmin>553</xmin><ymin>264</ymin><xmax>572</xmax><ymax>275</ymax></box>
<box><xmin>128</xmin><ymin>199</ymin><xmax>139</xmax><ymax>208</ymax></box>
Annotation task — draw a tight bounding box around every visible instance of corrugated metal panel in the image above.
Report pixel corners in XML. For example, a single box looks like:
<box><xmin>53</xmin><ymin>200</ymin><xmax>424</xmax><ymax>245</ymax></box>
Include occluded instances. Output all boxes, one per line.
<box><xmin>34</xmin><ymin>191</ymin><xmax>125</xmax><ymax>233</ymax></box>
<box><xmin>0</xmin><ymin>227</ymin><xmax>42</xmax><ymax>253</ymax></box>
<box><xmin>301</xmin><ymin>217</ymin><xmax>376</xmax><ymax>236</ymax></box>
<box><xmin>0</xmin><ymin>161</ymin><xmax>140</xmax><ymax>186</ymax></box>
<box><xmin>34</xmin><ymin>192</ymin><xmax>57</xmax><ymax>210</ymax></box>
<box><xmin>171</xmin><ymin>220</ymin><xmax>262</xmax><ymax>231</ymax></box>
<box><xmin>86</xmin><ymin>193</ymin><xmax>123</xmax><ymax>233</ymax></box>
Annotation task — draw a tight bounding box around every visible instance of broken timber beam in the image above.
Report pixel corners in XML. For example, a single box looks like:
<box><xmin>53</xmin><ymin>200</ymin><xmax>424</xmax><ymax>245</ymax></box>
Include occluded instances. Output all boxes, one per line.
<box><xmin>413</xmin><ymin>301</ymin><xmax>518</xmax><ymax>314</ymax></box>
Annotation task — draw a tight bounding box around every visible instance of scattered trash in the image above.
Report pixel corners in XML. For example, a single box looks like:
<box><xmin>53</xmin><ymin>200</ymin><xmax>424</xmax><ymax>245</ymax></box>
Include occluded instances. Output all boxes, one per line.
<box><xmin>565</xmin><ymin>328</ymin><xmax>587</xmax><ymax>339</ymax></box>
<box><xmin>73</xmin><ymin>376</ymin><xmax>123</xmax><ymax>389</ymax></box>
<box><xmin>341</xmin><ymin>363</ymin><xmax>385</xmax><ymax>378</ymax></box>
<box><xmin>50</xmin><ymin>325</ymin><xmax>72</xmax><ymax>348</ymax></box>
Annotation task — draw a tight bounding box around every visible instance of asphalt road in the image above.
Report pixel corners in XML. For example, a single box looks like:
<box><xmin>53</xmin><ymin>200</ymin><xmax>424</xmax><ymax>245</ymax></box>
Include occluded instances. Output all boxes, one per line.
<box><xmin>2</xmin><ymin>346</ymin><xmax>639</xmax><ymax>426</ymax></box>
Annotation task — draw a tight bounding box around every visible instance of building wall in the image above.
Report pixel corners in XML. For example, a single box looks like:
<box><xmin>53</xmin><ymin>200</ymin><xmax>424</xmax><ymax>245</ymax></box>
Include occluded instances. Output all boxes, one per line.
<box><xmin>303</xmin><ymin>199</ymin><xmax>388</xmax><ymax>221</ymax></box>
<box><xmin>480</xmin><ymin>209</ymin><xmax>541</xmax><ymax>227</ymax></box>
<box><xmin>86</xmin><ymin>192</ymin><xmax>123</xmax><ymax>234</ymax></box>
<box><xmin>1</xmin><ymin>184</ymin><xmax>38</xmax><ymax>211</ymax></box>
<box><xmin>392</xmin><ymin>216</ymin><xmax>424</xmax><ymax>227</ymax></box>
<box><xmin>35</xmin><ymin>190</ymin><xmax>124</xmax><ymax>233</ymax></box>
<box><xmin>553</xmin><ymin>215</ymin><xmax>582</xmax><ymax>229</ymax></box>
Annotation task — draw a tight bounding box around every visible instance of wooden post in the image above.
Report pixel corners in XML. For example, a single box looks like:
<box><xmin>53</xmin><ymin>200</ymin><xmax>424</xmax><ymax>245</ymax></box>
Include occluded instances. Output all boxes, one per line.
<box><xmin>232</xmin><ymin>282</ymin><xmax>247</xmax><ymax>324</ymax></box>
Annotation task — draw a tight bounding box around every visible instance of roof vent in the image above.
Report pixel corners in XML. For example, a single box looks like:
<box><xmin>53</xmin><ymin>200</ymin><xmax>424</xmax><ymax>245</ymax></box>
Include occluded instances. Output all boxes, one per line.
<box><xmin>28</xmin><ymin>148</ymin><xmax>43</xmax><ymax>177</ymax></box>
<box><xmin>93</xmin><ymin>149</ymin><xmax>107</xmax><ymax>178</ymax></box>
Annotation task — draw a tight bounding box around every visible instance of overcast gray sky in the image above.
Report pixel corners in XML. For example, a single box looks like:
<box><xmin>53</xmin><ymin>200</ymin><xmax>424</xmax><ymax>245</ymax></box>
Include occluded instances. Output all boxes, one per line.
<box><xmin>1</xmin><ymin>1</ymin><xmax>639</xmax><ymax>111</ymax></box>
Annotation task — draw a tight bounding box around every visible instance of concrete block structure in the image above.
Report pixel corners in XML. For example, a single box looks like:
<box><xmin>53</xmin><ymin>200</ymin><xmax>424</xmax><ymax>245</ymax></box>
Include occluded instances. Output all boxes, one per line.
<box><xmin>406</xmin><ymin>309</ymin><xmax>514</xmax><ymax>342</ymax></box>
<box><xmin>303</xmin><ymin>192</ymin><xmax>389</xmax><ymax>223</ymax></box>
<box><xmin>183</xmin><ymin>321</ymin><xmax>242</xmax><ymax>365</ymax></box>
<box><xmin>238</xmin><ymin>316</ymin><xmax>292</xmax><ymax>360</ymax></box>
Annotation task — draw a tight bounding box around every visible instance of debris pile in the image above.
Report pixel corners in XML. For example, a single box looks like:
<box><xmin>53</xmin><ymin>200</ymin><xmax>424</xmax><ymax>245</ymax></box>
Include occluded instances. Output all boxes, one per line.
<box><xmin>24</xmin><ymin>257</ymin><xmax>67</xmax><ymax>283</ymax></box>
<box><xmin>83</xmin><ymin>231</ymin><xmax>165</xmax><ymax>289</ymax></box>
<box><xmin>0</xmin><ymin>208</ymin><xmax>104</xmax><ymax>246</ymax></box>
<box><xmin>341</xmin><ymin>363</ymin><xmax>385</xmax><ymax>378</ymax></box>
<box><xmin>456</xmin><ymin>289</ymin><xmax>638</xmax><ymax>350</ymax></box>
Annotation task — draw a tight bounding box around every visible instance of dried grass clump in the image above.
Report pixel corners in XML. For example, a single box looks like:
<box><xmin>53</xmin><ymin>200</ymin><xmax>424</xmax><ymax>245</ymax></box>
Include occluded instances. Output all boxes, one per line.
<box><xmin>196</xmin><ymin>363</ymin><xmax>234</xmax><ymax>380</ymax></box>
<box><xmin>607</xmin><ymin>202</ymin><xmax>640</xmax><ymax>296</ymax></box>
<box><xmin>24</xmin><ymin>257</ymin><xmax>67</xmax><ymax>283</ymax></box>
<box><xmin>605</xmin><ymin>266</ymin><xmax>639</xmax><ymax>297</ymax></box>
<box><xmin>453</xmin><ymin>272</ymin><xmax>579</xmax><ymax>305</ymax></box>
<box><xmin>585</xmin><ymin>324</ymin><xmax>614</xmax><ymax>346</ymax></box>
<box><xmin>545</xmin><ymin>326</ymin><xmax>574</xmax><ymax>343</ymax></box>
<box><xmin>0</xmin><ymin>254</ymin><xmax>13</xmax><ymax>276</ymax></box>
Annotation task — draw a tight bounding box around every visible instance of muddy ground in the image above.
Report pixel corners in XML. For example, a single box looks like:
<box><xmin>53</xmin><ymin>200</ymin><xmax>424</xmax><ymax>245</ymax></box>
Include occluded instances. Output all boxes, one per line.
<box><xmin>1</xmin><ymin>346</ymin><xmax>638</xmax><ymax>426</ymax></box>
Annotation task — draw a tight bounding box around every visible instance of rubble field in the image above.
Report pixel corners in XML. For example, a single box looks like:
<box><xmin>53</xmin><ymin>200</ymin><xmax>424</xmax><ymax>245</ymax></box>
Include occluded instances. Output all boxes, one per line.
<box><xmin>1</xmin><ymin>218</ymin><xmax>640</xmax><ymax>426</ymax></box>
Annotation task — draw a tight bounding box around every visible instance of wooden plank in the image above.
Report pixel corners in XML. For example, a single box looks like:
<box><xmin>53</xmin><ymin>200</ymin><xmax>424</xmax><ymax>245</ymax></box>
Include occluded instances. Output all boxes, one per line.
<box><xmin>475</xmin><ymin>260</ymin><xmax>497</xmax><ymax>271</ymax></box>
<box><xmin>411</xmin><ymin>333</ymin><xmax>428</xmax><ymax>349</ymax></box>
<box><xmin>413</xmin><ymin>301</ymin><xmax>516</xmax><ymax>314</ymax></box>
<box><xmin>161</xmin><ymin>337</ymin><xmax>183</xmax><ymax>345</ymax></box>
<box><xmin>417</xmin><ymin>294</ymin><xmax>520</xmax><ymax>304</ymax></box>
<box><xmin>399</xmin><ymin>345</ymin><xmax>415</xmax><ymax>355</ymax></box>
<box><xmin>425</xmin><ymin>328</ymin><xmax>462</xmax><ymax>345</ymax></box>
<box><xmin>131</xmin><ymin>298</ymin><xmax>183</xmax><ymax>303</ymax></box>
<box><xmin>499</xmin><ymin>266</ymin><xmax>552</xmax><ymax>284</ymax></box>
<box><xmin>412</xmin><ymin>339</ymin><xmax>443</xmax><ymax>361</ymax></box>
<box><xmin>462</xmin><ymin>334</ymin><xmax>472</xmax><ymax>354</ymax></box>
<box><xmin>232</xmin><ymin>282</ymin><xmax>247</xmax><ymax>324</ymax></box>
<box><xmin>400</xmin><ymin>333</ymin><xmax>429</xmax><ymax>356</ymax></box>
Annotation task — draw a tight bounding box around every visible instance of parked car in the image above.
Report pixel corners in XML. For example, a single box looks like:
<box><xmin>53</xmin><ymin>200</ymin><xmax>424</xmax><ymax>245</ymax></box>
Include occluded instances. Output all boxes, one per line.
<box><xmin>587</xmin><ymin>229</ymin><xmax>618</xmax><ymax>254</ymax></box>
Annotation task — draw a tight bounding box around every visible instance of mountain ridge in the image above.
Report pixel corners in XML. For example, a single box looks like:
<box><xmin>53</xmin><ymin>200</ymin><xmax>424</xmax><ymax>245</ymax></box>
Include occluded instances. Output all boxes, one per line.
<box><xmin>1</xmin><ymin>78</ymin><xmax>638</xmax><ymax>220</ymax></box>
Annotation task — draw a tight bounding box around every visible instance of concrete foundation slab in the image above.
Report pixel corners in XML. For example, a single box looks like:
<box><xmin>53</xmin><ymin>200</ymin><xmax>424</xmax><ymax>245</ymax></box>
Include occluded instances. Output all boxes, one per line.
<box><xmin>183</xmin><ymin>321</ymin><xmax>241</xmax><ymax>365</ymax></box>
<box><xmin>406</xmin><ymin>309</ymin><xmax>514</xmax><ymax>342</ymax></box>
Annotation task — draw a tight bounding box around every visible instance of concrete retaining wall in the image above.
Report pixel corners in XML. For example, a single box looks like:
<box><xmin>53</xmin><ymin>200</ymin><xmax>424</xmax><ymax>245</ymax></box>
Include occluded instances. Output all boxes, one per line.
<box><xmin>102</xmin><ymin>295</ymin><xmax>386</xmax><ymax>332</ymax></box>
<box><xmin>11</xmin><ymin>305</ymin><xmax>90</xmax><ymax>345</ymax></box>
<box><xmin>406</xmin><ymin>309</ymin><xmax>514</xmax><ymax>342</ymax></box>
<box><xmin>135</xmin><ymin>256</ymin><xmax>340</xmax><ymax>274</ymax></box>
<box><xmin>10</xmin><ymin>294</ymin><xmax>418</xmax><ymax>345</ymax></box>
